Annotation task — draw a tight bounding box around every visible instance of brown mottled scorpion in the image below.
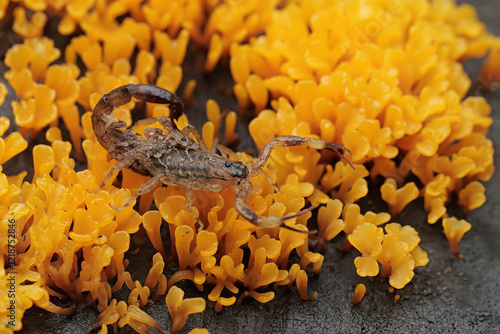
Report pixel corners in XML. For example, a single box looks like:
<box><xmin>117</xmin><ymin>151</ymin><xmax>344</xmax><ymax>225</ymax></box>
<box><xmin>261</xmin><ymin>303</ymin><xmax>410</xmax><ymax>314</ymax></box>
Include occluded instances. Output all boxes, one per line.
<box><xmin>92</xmin><ymin>84</ymin><xmax>353</xmax><ymax>232</ymax></box>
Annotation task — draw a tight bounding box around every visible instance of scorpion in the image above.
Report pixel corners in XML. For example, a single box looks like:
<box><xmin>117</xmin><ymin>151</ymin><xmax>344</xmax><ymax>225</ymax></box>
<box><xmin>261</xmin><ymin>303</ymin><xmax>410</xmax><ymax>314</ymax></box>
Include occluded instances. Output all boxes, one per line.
<box><xmin>92</xmin><ymin>84</ymin><xmax>353</xmax><ymax>232</ymax></box>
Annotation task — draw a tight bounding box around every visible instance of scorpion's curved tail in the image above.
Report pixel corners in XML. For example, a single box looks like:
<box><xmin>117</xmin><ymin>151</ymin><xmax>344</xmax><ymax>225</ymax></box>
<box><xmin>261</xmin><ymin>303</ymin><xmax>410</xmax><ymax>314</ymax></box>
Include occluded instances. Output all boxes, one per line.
<box><xmin>92</xmin><ymin>84</ymin><xmax>184</xmax><ymax>150</ymax></box>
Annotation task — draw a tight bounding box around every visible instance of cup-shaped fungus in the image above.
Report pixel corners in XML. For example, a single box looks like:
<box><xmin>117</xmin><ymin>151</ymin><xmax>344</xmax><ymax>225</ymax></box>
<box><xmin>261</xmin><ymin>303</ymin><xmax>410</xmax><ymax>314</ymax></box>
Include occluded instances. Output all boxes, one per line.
<box><xmin>341</xmin><ymin>204</ymin><xmax>389</xmax><ymax>251</ymax></box>
<box><xmin>12</xmin><ymin>6</ymin><xmax>47</xmax><ymax>37</ymax></box>
<box><xmin>4</xmin><ymin>37</ymin><xmax>60</xmax><ymax>82</ymax></box>
<box><xmin>12</xmin><ymin>84</ymin><xmax>58</xmax><ymax>133</ymax></box>
<box><xmin>321</xmin><ymin>162</ymin><xmax>369</xmax><ymax>204</ymax></box>
<box><xmin>0</xmin><ymin>117</ymin><xmax>28</xmax><ymax>165</ymax></box>
<box><xmin>381</xmin><ymin>178</ymin><xmax>419</xmax><ymax>216</ymax></box>
<box><xmin>112</xmin><ymin>189</ymin><xmax>142</xmax><ymax>234</ymax></box>
<box><xmin>280</xmin><ymin>263</ymin><xmax>318</xmax><ymax>301</ymax></box>
<box><xmin>442</xmin><ymin>217</ymin><xmax>472</xmax><ymax>258</ymax></box>
<box><xmin>317</xmin><ymin>199</ymin><xmax>344</xmax><ymax>249</ymax></box>
<box><xmin>424</xmin><ymin>174</ymin><xmax>452</xmax><ymax>224</ymax></box>
<box><xmin>299</xmin><ymin>251</ymin><xmax>324</xmax><ymax>275</ymax></box>
<box><xmin>377</xmin><ymin>234</ymin><xmax>416</xmax><ymax>289</ymax></box>
<box><xmin>458</xmin><ymin>181</ymin><xmax>486</xmax><ymax>214</ymax></box>
<box><xmin>276</xmin><ymin>226</ymin><xmax>308</xmax><ymax>267</ymax></box>
<box><xmin>166</xmin><ymin>286</ymin><xmax>206</xmax><ymax>334</ymax></box>
<box><xmin>107</xmin><ymin>231</ymin><xmax>131</xmax><ymax>292</ymax></box>
<box><xmin>385</xmin><ymin>223</ymin><xmax>429</xmax><ymax>268</ymax></box>
<box><xmin>128</xmin><ymin>280</ymin><xmax>150</xmax><ymax>309</ymax></box>
<box><xmin>348</xmin><ymin>223</ymin><xmax>384</xmax><ymax>277</ymax></box>
<box><xmin>245</xmin><ymin>247</ymin><xmax>283</xmax><ymax>291</ymax></box>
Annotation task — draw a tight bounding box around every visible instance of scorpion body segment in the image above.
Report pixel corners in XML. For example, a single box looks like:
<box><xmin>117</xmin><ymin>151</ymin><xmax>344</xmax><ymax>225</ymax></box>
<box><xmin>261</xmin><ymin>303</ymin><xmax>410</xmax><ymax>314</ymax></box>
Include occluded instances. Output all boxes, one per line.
<box><xmin>92</xmin><ymin>84</ymin><xmax>352</xmax><ymax>232</ymax></box>
<box><xmin>153</xmin><ymin>148</ymin><xmax>249</xmax><ymax>186</ymax></box>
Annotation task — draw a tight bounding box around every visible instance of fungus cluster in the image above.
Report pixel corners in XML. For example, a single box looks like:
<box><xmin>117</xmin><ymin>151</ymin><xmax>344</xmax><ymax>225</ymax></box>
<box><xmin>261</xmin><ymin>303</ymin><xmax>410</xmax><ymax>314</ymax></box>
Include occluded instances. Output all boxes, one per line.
<box><xmin>0</xmin><ymin>0</ymin><xmax>498</xmax><ymax>333</ymax></box>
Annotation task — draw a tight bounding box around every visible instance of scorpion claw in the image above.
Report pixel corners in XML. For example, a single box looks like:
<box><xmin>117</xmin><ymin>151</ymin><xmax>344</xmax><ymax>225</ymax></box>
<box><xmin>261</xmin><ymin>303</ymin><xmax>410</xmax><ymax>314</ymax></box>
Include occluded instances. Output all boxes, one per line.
<box><xmin>305</xmin><ymin>138</ymin><xmax>355</xmax><ymax>169</ymax></box>
<box><xmin>257</xmin><ymin>205</ymin><xmax>319</xmax><ymax>233</ymax></box>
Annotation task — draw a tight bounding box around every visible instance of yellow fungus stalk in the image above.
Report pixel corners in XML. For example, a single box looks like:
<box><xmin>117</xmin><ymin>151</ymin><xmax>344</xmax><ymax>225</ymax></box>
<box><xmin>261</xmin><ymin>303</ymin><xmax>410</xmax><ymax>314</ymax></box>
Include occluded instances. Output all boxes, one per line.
<box><xmin>351</xmin><ymin>284</ymin><xmax>366</xmax><ymax>306</ymax></box>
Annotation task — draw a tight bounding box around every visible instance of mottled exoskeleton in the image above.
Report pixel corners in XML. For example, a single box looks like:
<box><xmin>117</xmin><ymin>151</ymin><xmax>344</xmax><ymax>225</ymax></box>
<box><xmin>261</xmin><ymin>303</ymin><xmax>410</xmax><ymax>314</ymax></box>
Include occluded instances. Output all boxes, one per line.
<box><xmin>92</xmin><ymin>84</ymin><xmax>353</xmax><ymax>231</ymax></box>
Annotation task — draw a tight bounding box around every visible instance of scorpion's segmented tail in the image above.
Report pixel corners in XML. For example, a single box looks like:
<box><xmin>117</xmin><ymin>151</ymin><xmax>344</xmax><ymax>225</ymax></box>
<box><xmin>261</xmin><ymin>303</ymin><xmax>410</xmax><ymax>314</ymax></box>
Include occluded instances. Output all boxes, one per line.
<box><xmin>92</xmin><ymin>84</ymin><xmax>184</xmax><ymax>150</ymax></box>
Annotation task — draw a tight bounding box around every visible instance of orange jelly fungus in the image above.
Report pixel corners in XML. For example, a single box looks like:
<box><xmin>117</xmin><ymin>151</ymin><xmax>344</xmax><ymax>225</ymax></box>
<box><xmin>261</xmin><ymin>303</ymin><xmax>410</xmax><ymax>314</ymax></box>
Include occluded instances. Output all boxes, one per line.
<box><xmin>381</xmin><ymin>178</ymin><xmax>419</xmax><ymax>216</ymax></box>
<box><xmin>351</xmin><ymin>284</ymin><xmax>367</xmax><ymax>306</ymax></box>
<box><xmin>442</xmin><ymin>217</ymin><xmax>472</xmax><ymax>258</ymax></box>
<box><xmin>166</xmin><ymin>286</ymin><xmax>206</xmax><ymax>334</ymax></box>
<box><xmin>0</xmin><ymin>0</ymin><xmax>499</xmax><ymax>333</ymax></box>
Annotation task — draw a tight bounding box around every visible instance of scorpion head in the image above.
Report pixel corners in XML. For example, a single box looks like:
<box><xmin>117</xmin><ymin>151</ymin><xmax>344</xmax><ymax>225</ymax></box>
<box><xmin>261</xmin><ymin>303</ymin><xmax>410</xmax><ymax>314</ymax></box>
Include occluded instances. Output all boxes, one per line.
<box><xmin>224</xmin><ymin>160</ymin><xmax>249</xmax><ymax>178</ymax></box>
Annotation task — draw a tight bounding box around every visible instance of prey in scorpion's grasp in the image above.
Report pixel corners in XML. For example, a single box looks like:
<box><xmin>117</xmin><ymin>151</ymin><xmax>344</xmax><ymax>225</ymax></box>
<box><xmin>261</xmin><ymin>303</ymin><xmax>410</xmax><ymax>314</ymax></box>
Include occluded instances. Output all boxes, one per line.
<box><xmin>91</xmin><ymin>84</ymin><xmax>353</xmax><ymax>232</ymax></box>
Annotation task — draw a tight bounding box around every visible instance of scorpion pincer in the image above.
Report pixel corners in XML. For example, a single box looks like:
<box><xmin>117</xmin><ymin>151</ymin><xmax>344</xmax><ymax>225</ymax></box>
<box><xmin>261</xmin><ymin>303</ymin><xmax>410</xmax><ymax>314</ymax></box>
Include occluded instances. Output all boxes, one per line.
<box><xmin>92</xmin><ymin>84</ymin><xmax>353</xmax><ymax>232</ymax></box>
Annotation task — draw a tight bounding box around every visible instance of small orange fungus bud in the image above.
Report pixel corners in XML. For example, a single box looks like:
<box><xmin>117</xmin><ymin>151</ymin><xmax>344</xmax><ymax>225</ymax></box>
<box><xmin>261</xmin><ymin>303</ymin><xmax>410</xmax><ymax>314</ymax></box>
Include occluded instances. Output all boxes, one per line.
<box><xmin>202</xmin><ymin>121</ymin><xmax>215</xmax><ymax>151</ymax></box>
<box><xmin>206</xmin><ymin>99</ymin><xmax>221</xmax><ymax>136</ymax></box>
<box><xmin>205</xmin><ymin>33</ymin><xmax>223</xmax><ymax>72</ymax></box>
<box><xmin>225</xmin><ymin>111</ymin><xmax>239</xmax><ymax>146</ymax></box>
<box><xmin>189</xmin><ymin>329</ymin><xmax>211</xmax><ymax>334</ymax></box>
<box><xmin>144</xmin><ymin>253</ymin><xmax>166</xmax><ymax>292</ymax></box>
<box><xmin>351</xmin><ymin>284</ymin><xmax>366</xmax><ymax>306</ymax></box>
<box><xmin>230</xmin><ymin>53</ymin><xmax>250</xmax><ymax>85</ymax></box>
<box><xmin>0</xmin><ymin>83</ymin><xmax>7</xmax><ymax>105</ymax></box>
<box><xmin>246</xmin><ymin>74</ymin><xmax>268</xmax><ymax>112</ymax></box>
<box><xmin>13</xmin><ymin>7</ymin><xmax>47</xmax><ymax>39</ymax></box>
<box><xmin>183</xmin><ymin>79</ymin><xmax>196</xmax><ymax>105</ymax></box>
<box><xmin>234</xmin><ymin>83</ymin><xmax>250</xmax><ymax>111</ymax></box>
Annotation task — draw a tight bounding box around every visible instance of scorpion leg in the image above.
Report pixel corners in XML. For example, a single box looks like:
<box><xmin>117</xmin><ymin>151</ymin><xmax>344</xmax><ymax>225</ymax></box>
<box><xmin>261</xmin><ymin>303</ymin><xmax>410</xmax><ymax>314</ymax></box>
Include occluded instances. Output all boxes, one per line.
<box><xmin>181</xmin><ymin>124</ymin><xmax>208</xmax><ymax>151</ymax></box>
<box><xmin>251</xmin><ymin>136</ymin><xmax>354</xmax><ymax>176</ymax></box>
<box><xmin>234</xmin><ymin>180</ymin><xmax>315</xmax><ymax>233</ymax></box>
<box><xmin>216</xmin><ymin>144</ymin><xmax>238</xmax><ymax>160</ymax></box>
<box><xmin>131</xmin><ymin>116</ymin><xmax>202</xmax><ymax>151</ymax></box>
<box><xmin>152</xmin><ymin>116</ymin><xmax>203</xmax><ymax>150</ymax></box>
<box><xmin>185</xmin><ymin>188</ymin><xmax>204</xmax><ymax>230</ymax></box>
<box><xmin>142</xmin><ymin>115</ymin><xmax>208</xmax><ymax>151</ymax></box>
<box><xmin>142</xmin><ymin>127</ymin><xmax>164</xmax><ymax>141</ymax></box>
<box><xmin>92</xmin><ymin>153</ymin><xmax>138</xmax><ymax>193</ymax></box>
<box><xmin>236</xmin><ymin>136</ymin><xmax>353</xmax><ymax>233</ymax></box>
<box><xmin>112</xmin><ymin>174</ymin><xmax>162</xmax><ymax>211</ymax></box>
